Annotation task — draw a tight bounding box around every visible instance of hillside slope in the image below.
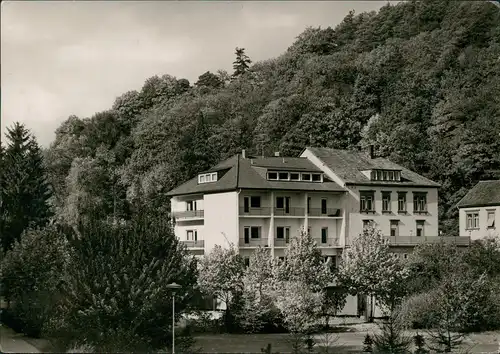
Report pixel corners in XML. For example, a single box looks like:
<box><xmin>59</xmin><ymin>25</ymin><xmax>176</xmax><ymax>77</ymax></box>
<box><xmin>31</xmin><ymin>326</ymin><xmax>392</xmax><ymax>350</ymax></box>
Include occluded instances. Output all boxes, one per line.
<box><xmin>46</xmin><ymin>0</ymin><xmax>500</xmax><ymax>234</ymax></box>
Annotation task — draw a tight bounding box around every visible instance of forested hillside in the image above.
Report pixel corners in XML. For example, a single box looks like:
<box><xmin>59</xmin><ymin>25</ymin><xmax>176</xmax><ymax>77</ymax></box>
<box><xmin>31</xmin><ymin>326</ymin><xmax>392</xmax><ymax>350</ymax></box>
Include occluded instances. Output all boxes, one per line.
<box><xmin>45</xmin><ymin>0</ymin><xmax>500</xmax><ymax>234</ymax></box>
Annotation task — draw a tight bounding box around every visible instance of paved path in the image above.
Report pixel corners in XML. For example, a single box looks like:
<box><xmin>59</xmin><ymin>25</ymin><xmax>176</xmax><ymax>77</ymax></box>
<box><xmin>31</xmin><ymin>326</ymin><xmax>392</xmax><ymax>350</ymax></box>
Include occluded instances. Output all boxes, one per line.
<box><xmin>0</xmin><ymin>324</ymin><xmax>40</xmax><ymax>353</ymax></box>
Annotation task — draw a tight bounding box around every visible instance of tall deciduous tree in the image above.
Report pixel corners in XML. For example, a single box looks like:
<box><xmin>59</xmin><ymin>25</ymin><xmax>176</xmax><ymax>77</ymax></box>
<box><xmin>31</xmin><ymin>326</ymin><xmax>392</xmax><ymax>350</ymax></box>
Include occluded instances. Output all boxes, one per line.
<box><xmin>1</xmin><ymin>123</ymin><xmax>53</xmax><ymax>251</ymax></box>
<box><xmin>197</xmin><ymin>244</ymin><xmax>244</xmax><ymax>330</ymax></box>
<box><xmin>339</xmin><ymin>224</ymin><xmax>410</xmax><ymax>320</ymax></box>
<box><xmin>232</xmin><ymin>47</ymin><xmax>252</xmax><ymax>78</ymax></box>
<box><xmin>275</xmin><ymin>228</ymin><xmax>333</xmax><ymax>292</ymax></box>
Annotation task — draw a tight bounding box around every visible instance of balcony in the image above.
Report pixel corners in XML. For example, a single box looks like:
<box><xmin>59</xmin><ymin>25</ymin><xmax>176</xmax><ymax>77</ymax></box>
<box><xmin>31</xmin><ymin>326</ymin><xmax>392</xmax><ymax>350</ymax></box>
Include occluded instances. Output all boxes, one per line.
<box><xmin>274</xmin><ymin>207</ymin><xmax>305</xmax><ymax>217</ymax></box>
<box><xmin>240</xmin><ymin>237</ymin><xmax>269</xmax><ymax>248</ymax></box>
<box><xmin>173</xmin><ymin>210</ymin><xmax>204</xmax><ymax>219</ymax></box>
<box><xmin>181</xmin><ymin>240</ymin><xmax>205</xmax><ymax>248</ymax></box>
<box><xmin>274</xmin><ymin>238</ymin><xmax>291</xmax><ymax>247</ymax></box>
<box><xmin>384</xmin><ymin>236</ymin><xmax>471</xmax><ymax>246</ymax></box>
<box><xmin>308</xmin><ymin>208</ymin><xmax>342</xmax><ymax>217</ymax></box>
<box><xmin>313</xmin><ymin>237</ymin><xmax>340</xmax><ymax>247</ymax></box>
<box><xmin>239</xmin><ymin>207</ymin><xmax>271</xmax><ymax>216</ymax></box>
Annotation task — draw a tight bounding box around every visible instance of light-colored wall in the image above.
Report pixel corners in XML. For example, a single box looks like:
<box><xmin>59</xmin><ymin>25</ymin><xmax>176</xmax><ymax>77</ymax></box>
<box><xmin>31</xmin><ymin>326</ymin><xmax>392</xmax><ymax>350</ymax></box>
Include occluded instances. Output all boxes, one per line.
<box><xmin>346</xmin><ymin>186</ymin><xmax>439</xmax><ymax>243</ymax></box>
<box><xmin>203</xmin><ymin>191</ymin><xmax>239</xmax><ymax>252</ymax></box>
<box><xmin>459</xmin><ymin>206</ymin><xmax>500</xmax><ymax>240</ymax></box>
<box><xmin>308</xmin><ymin>219</ymin><xmax>342</xmax><ymax>245</ymax></box>
<box><xmin>300</xmin><ymin>148</ymin><xmax>440</xmax><ymax>243</ymax></box>
<box><xmin>171</xmin><ymin>195</ymin><xmax>204</xmax><ymax>212</ymax></box>
<box><xmin>174</xmin><ymin>221</ymin><xmax>204</xmax><ymax>242</ymax></box>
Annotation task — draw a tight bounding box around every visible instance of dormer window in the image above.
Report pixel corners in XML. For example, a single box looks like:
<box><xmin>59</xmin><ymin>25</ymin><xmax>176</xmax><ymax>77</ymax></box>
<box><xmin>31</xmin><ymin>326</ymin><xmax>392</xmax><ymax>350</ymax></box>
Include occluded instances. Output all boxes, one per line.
<box><xmin>301</xmin><ymin>173</ymin><xmax>311</xmax><ymax>181</ymax></box>
<box><xmin>311</xmin><ymin>173</ymin><xmax>322</xmax><ymax>182</ymax></box>
<box><xmin>267</xmin><ymin>172</ymin><xmax>278</xmax><ymax>180</ymax></box>
<box><xmin>369</xmin><ymin>169</ymin><xmax>402</xmax><ymax>181</ymax></box>
<box><xmin>198</xmin><ymin>172</ymin><xmax>218</xmax><ymax>184</ymax></box>
<box><xmin>290</xmin><ymin>173</ymin><xmax>300</xmax><ymax>181</ymax></box>
<box><xmin>278</xmin><ymin>172</ymin><xmax>289</xmax><ymax>180</ymax></box>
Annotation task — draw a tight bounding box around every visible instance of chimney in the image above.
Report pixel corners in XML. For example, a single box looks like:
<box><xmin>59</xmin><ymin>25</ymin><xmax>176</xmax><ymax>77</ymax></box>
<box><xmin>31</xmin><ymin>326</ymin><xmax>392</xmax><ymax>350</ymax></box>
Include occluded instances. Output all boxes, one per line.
<box><xmin>369</xmin><ymin>145</ymin><xmax>375</xmax><ymax>159</ymax></box>
<box><xmin>242</xmin><ymin>149</ymin><xmax>246</xmax><ymax>159</ymax></box>
<box><xmin>274</xmin><ymin>151</ymin><xmax>280</xmax><ymax>157</ymax></box>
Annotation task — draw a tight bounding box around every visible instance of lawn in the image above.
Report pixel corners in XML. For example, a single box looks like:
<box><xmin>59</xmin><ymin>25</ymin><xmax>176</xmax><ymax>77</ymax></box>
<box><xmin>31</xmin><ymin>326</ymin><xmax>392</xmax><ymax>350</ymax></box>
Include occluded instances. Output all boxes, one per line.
<box><xmin>193</xmin><ymin>325</ymin><xmax>500</xmax><ymax>353</ymax></box>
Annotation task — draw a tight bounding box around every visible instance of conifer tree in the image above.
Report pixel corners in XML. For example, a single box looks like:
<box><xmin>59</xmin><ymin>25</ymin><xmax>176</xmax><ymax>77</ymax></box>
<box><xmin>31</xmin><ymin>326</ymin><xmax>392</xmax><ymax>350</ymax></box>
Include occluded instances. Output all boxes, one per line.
<box><xmin>232</xmin><ymin>47</ymin><xmax>252</xmax><ymax>78</ymax></box>
<box><xmin>0</xmin><ymin>122</ymin><xmax>53</xmax><ymax>251</ymax></box>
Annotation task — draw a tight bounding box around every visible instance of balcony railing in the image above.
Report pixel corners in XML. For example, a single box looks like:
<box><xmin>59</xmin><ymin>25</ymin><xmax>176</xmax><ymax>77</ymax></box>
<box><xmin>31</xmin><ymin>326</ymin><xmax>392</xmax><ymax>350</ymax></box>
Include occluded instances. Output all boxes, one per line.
<box><xmin>274</xmin><ymin>238</ymin><xmax>291</xmax><ymax>247</ymax></box>
<box><xmin>313</xmin><ymin>237</ymin><xmax>340</xmax><ymax>247</ymax></box>
<box><xmin>240</xmin><ymin>237</ymin><xmax>269</xmax><ymax>247</ymax></box>
<box><xmin>308</xmin><ymin>208</ymin><xmax>341</xmax><ymax>217</ymax></box>
<box><xmin>173</xmin><ymin>210</ymin><xmax>204</xmax><ymax>218</ymax></box>
<box><xmin>239</xmin><ymin>207</ymin><xmax>271</xmax><ymax>216</ymax></box>
<box><xmin>384</xmin><ymin>236</ymin><xmax>471</xmax><ymax>246</ymax></box>
<box><xmin>181</xmin><ymin>240</ymin><xmax>205</xmax><ymax>248</ymax></box>
<box><xmin>274</xmin><ymin>207</ymin><xmax>305</xmax><ymax>216</ymax></box>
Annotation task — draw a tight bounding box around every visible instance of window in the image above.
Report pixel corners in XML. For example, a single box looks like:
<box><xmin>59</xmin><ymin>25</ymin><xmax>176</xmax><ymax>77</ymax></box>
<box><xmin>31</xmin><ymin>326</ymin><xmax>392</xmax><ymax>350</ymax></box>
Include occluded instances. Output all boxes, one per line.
<box><xmin>371</xmin><ymin>170</ymin><xmax>377</xmax><ymax>180</ymax></box>
<box><xmin>321</xmin><ymin>227</ymin><xmax>328</xmax><ymax>243</ymax></box>
<box><xmin>267</xmin><ymin>171</ymin><xmax>278</xmax><ymax>180</ymax></box>
<box><xmin>416</xmin><ymin>220</ymin><xmax>424</xmax><ymax>237</ymax></box>
<box><xmin>187</xmin><ymin>230</ymin><xmax>197</xmax><ymax>241</ymax></box>
<box><xmin>244</xmin><ymin>227</ymin><xmax>250</xmax><ymax>243</ymax></box>
<box><xmin>277</xmin><ymin>227</ymin><xmax>290</xmax><ymax>241</ymax></box>
<box><xmin>487</xmin><ymin>210</ymin><xmax>496</xmax><ymax>229</ymax></box>
<box><xmin>276</xmin><ymin>197</ymin><xmax>284</xmax><ymax>209</ymax></box>
<box><xmin>389</xmin><ymin>171</ymin><xmax>395</xmax><ymax>181</ymax></box>
<box><xmin>395</xmin><ymin>171</ymin><xmax>401</xmax><ymax>181</ymax></box>
<box><xmin>397</xmin><ymin>192</ymin><xmax>407</xmax><ymax>213</ymax></box>
<box><xmin>382</xmin><ymin>171</ymin><xmax>388</xmax><ymax>180</ymax></box>
<box><xmin>186</xmin><ymin>200</ymin><xmax>197</xmax><ymax>211</ymax></box>
<box><xmin>377</xmin><ymin>170</ymin><xmax>382</xmax><ymax>180</ymax></box>
<box><xmin>466</xmin><ymin>212</ymin><xmax>480</xmax><ymax>229</ymax></box>
<box><xmin>250</xmin><ymin>196</ymin><xmax>261</xmax><ymax>208</ymax></box>
<box><xmin>382</xmin><ymin>192</ymin><xmax>391</xmax><ymax>212</ymax></box>
<box><xmin>307</xmin><ymin>197</ymin><xmax>311</xmax><ymax>214</ymax></box>
<box><xmin>278</xmin><ymin>172</ymin><xmax>289</xmax><ymax>180</ymax></box>
<box><xmin>276</xmin><ymin>196</ymin><xmax>290</xmax><ymax>213</ymax></box>
<box><xmin>198</xmin><ymin>173</ymin><xmax>217</xmax><ymax>184</ymax></box>
<box><xmin>244</xmin><ymin>257</ymin><xmax>250</xmax><ymax>267</ymax></box>
<box><xmin>301</xmin><ymin>173</ymin><xmax>311</xmax><ymax>181</ymax></box>
<box><xmin>244</xmin><ymin>226</ymin><xmax>260</xmax><ymax>241</ymax></box>
<box><xmin>290</xmin><ymin>172</ymin><xmax>300</xmax><ymax>181</ymax></box>
<box><xmin>312</xmin><ymin>174</ymin><xmax>322</xmax><ymax>182</ymax></box>
<box><xmin>360</xmin><ymin>191</ymin><xmax>375</xmax><ymax>212</ymax></box>
<box><xmin>363</xmin><ymin>220</ymin><xmax>373</xmax><ymax>229</ymax></box>
<box><xmin>321</xmin><ymin>198</ymin><xmax>328</xmax><ymax>214</ymax></box>
<box><xmin>390</xmin><ymin>220</ymin><xmax>399</xmax><ymax>237</ymax></box>
<box><xmin>413</xmin><ymin>192</ymin><xmax>427</xmax><ymax>213</ymax></box>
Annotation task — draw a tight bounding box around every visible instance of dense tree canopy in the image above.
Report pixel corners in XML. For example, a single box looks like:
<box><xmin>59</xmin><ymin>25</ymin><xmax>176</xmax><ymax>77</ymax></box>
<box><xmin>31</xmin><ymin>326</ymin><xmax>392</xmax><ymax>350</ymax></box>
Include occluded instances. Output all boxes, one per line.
<box><xmin>45</xmin><ymin>0</ymin><xmax>500</xmax><ymax>234</ymax></box>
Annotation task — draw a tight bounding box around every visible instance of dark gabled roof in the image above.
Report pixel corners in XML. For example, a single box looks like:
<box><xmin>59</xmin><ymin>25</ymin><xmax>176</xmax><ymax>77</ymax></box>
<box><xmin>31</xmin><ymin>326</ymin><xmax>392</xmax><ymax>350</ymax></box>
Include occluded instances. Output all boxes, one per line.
<box><xmin>306</xmin><ymin>147</ymin><xmax>440</xmax><ymax>188</ymax></box>
<box><xmin>456</xmin><ymin>180</ymin><xmax>500</xmax><ymax>208</ymax></box>
<box><xmin>166</xmin><ymin>154</ymin><xmax>345</xmax><ymax>197</ymax></box>
<box><xmin>250</xmin><ymin>157</ymin><xmax>322</xmax><ymax>171</ymax></box>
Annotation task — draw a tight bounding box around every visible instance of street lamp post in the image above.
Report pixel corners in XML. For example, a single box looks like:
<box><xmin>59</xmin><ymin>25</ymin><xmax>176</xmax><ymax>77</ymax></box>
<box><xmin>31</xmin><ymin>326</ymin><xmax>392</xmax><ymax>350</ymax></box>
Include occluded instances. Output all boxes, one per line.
<box><xmin>166</xmin><ymin>282</ymin><xmax>182</xmax><ymax>354</ymax></box>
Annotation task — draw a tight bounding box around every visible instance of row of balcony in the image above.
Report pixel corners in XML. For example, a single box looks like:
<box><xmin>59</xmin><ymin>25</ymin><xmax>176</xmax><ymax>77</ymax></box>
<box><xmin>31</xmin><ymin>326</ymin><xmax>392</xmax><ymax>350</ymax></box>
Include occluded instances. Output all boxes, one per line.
<box><xmin>172</xmin><ymin>208</ymin><xmax>342</xmax><ymax>219</ymax></box>
<box><xmin>180</xmin><ymin>236</ymin><xmax>471</xmax><ymax>249</ymax></box>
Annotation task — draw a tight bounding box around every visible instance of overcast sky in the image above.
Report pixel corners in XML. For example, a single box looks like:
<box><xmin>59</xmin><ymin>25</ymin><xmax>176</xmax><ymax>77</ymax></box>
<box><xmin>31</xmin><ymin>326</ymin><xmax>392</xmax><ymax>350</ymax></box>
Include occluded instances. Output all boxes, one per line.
<box><xmin>1</xmin><ymin>1</ymin><xmax>393</xmax><ymax>147</ymax></box>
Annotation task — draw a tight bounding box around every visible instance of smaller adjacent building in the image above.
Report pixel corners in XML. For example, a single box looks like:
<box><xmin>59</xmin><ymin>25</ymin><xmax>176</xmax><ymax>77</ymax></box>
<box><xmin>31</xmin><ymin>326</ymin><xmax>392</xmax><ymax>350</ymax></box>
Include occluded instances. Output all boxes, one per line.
<box><xmin>457</xmin><ymin>180</ymin><xmax>500</xmax><ymax>240</ymax></box>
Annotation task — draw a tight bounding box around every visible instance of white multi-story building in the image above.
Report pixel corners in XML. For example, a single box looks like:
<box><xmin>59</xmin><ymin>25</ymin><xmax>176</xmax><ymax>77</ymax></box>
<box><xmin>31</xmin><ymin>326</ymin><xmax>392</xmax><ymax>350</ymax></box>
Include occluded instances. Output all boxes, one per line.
<box><xmin>457</xmin><ymin>180</ymin><xmax>500</xmax><ymax>240</ymax></box>
<box><xmin>167</xmin><ymin>147</ymin><xmax>470</xmax><ymax>316</ymax></box>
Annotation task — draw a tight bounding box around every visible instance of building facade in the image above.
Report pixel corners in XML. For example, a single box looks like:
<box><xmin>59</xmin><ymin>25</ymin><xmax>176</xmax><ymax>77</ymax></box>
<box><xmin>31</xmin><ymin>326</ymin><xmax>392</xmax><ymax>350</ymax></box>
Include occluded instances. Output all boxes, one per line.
<box><xmin>167</xmin><ymin>147</ymin><xmax>471</xmax><ymax>316</ymax></box>
<box><xmin>457</xmin><ymin>180</ymin><xmax>500</xmax><ymax>240</ymax></box>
